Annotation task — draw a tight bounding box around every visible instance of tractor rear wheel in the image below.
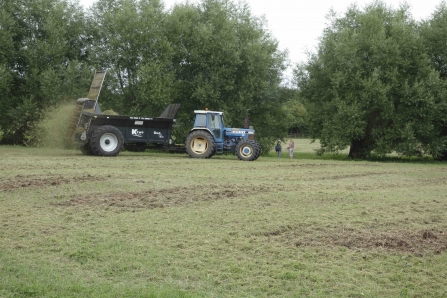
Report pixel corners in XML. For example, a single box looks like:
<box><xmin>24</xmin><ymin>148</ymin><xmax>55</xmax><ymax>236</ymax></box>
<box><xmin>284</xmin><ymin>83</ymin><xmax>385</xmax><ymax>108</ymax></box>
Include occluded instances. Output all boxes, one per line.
<box><xmin>185</xmin><ymin>130</ymin><xmax>216</xmax><ymax>158</ymax></box>
<box><xmin>235</xmin><ymin>140</ymin><xmax>261</xmax><ymax>161</ymax></box>
<box><xmin>90</xmin><ymin>125</ymin><xmax>124</xmax><ymax>156</ymax></box>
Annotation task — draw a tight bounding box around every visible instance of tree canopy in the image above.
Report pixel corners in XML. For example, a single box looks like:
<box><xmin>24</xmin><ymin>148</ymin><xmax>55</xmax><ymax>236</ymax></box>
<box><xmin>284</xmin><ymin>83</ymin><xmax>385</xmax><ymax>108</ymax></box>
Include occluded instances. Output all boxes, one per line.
<box><xmin>420</xmin><ymin>2</ymin><xmax>447</xmax><ymax>80</ymax></box>
<box><xmin>0</xmin><ymin>0</ymin><xmax>292</xmax><ymax>149</ymax></box>
<box><xmin>295</xmin><ymin>1</ymin><xmax>447</xmax><ymax>159</ymax></box>
<box><xmin>420</xmin><ymin>2</ymin><xmax>447</xmax><ymax>159</ymax></box>
<box><xmin>0</xmin><ymin>0</ymin><xmax>93</xmax><ymax>144</ymax></box>
<box><xmin>81</xmin><ymin>0</ymin><xmax>289</xmax><ymax>150</ymax></box>
<box><xmin>1</xmin><ymin>0</ymin><xmax>446</xmax><ymax>160</ymax></box>
<box><xmin>88</xmin><ymin>0</ymin><xmax>174</xmax><ymax>116</ymax></box>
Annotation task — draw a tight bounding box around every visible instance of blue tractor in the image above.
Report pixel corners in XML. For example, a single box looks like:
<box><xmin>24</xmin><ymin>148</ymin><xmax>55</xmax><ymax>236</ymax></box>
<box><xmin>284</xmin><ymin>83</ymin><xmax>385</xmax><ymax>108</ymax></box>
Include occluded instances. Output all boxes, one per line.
<box><xmin>185</xmin><ymin>109</ymin><xmax>261</xmax><ymax>161</ymax></box>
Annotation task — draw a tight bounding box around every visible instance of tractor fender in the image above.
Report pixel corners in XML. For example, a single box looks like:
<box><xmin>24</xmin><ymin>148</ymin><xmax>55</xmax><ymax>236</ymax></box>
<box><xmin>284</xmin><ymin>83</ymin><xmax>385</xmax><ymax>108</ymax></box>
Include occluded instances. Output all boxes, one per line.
<box><xmin>189</xmin><ymin>127</ymin><xmax>214</xmax><ymax>136</ymax></box>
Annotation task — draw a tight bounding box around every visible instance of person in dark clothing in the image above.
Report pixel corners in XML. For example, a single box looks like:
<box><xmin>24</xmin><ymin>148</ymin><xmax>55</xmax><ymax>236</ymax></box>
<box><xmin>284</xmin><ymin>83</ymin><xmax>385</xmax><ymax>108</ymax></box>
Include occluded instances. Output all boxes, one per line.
<box><xmin>275</xmin><ymin>140</ymin><xmax>282</xmax><ymax>158</ymax></box>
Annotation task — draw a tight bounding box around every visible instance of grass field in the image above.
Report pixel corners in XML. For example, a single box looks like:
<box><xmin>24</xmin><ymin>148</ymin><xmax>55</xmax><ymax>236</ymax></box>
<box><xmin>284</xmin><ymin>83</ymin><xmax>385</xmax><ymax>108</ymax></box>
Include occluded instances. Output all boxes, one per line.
<box><xmin>1</xmin><ymin>140</ymin><xmax>446</xmax><ymax>297</ymax></box>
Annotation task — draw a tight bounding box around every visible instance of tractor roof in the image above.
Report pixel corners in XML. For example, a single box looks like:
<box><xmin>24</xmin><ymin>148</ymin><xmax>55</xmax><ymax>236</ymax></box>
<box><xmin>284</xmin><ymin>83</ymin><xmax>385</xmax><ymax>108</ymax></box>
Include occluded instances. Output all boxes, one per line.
<box><xmin>194</xmin><ymin>110</ymin><xmax>223</xmax><ymax>115</ymax></box>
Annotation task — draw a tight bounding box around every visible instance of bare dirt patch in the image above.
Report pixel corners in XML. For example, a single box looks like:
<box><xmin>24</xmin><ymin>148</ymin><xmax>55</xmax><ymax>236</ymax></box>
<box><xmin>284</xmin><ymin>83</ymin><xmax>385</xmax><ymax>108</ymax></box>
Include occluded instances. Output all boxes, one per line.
<box><xmin>53</xmin><ymin>184</ymin><xmax>276</xmax><ymax>210</ymax></box>
<box><xmin>0</xmin><ymin>174</ymin><xmax>105</xmax><ymax>191</ymax></box>
<box><xmin>260</xmin><ymin>225</ymin><xmax>447</xmax><ymax>256</ymax></box>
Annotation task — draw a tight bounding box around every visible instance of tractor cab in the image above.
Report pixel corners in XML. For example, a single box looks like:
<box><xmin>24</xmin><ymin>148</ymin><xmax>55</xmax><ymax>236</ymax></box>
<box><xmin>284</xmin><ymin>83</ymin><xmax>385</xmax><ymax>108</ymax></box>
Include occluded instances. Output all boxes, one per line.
<box><xmin>193</xmin><ymin>110</ymin><xmax>225</xmax><ymax>145</ymax></box>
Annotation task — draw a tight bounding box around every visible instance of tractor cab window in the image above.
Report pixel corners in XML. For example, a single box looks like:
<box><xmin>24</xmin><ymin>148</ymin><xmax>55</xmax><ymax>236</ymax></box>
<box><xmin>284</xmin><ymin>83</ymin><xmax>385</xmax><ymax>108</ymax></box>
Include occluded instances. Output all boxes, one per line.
<box><xmin>209</xmin><ymin>114</ymin><xmax>221</xmax><ymax>129</ymax></box>
<box><xmin>208</xmin><ymin>113</ymin><xmax>222</xmax><ymax>139</ymax></box>
<box><xmin>195</xmin><ymin>114</ymin><xmax>206</xmax><ymax>127</ymax></box>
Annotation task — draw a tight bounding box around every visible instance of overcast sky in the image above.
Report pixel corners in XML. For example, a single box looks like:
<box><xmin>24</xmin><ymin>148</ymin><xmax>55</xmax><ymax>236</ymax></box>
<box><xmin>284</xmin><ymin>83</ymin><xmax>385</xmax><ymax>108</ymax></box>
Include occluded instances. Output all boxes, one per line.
<box><xmin>79</xmin><ymin>0</ymin><xmax>444</xmax><ymax>77</ymax></box>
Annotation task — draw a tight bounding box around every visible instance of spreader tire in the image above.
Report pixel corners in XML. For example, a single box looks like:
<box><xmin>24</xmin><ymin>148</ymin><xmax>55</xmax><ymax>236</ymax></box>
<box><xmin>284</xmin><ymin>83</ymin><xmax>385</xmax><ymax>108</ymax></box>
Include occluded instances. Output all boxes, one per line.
<box><xmin>90</xmin><ymin>125</ymin><xmax>124</xmax><ymax>156</ymax></box>
<box><xmin>185</xmin><ymin>130</ymin><xmax>216</xmax><ymax>158</ymax></box>
<box><xmin>235</xmin><ymin>140</ymin><xmax>261</xmax><ymax>161</ymax></box>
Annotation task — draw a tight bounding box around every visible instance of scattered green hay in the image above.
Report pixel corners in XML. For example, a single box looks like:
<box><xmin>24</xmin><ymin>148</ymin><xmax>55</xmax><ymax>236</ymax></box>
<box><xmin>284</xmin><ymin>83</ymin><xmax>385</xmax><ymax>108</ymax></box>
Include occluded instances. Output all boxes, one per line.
<box><xmin>27</xmin><ymin>102</ymin><xmax>82</xmax><ymax>149</ymax></box>
<box><xmin>27</xmin><ymin>102</ymin><xmax>119</xmax><ymax>149</ymax></box>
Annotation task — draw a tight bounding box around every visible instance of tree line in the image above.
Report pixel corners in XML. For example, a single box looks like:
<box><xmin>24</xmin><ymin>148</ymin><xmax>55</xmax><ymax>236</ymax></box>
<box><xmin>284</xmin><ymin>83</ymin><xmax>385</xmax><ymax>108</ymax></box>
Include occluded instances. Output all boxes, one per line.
<box><xmin>1</xmin><ymin>0</ymin><xmax>446</xmax><ymax>159</ymax></box>
<box><xmin>0</xmin><ymin>0</ymin><xmax>293</xmax><ymax>152</ymax></box>
<box><xmin>295</xmin><ymin>1</ymin><xmax>447</xmax><ymax>159</ymax></box>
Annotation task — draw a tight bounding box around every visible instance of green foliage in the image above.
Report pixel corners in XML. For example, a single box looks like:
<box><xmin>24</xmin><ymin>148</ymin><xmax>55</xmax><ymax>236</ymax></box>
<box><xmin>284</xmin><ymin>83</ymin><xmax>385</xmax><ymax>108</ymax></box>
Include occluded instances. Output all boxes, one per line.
<box><xmin>165</xmin><ymin>0</ymin><xmax>287</xmax><ymax>135</ymax></box>
<box><xmin>248</xmin><ymin>87</ymin><xmax>305</xmax><ymax>154</ymax></box>
<box><xmin>420</xmin><ymin>1</ymin><xmax>447</xmax><ymax>80</ymax></box>
<box><xmin>5</xmin><ymin>97</ymin><xmax>38</xmax><ymax>144</ymax></box>
<box><xmin>89</xmin><ymin>0</ymin><xmax>174</xmax><ymax>117</ymax></box>
<box><xmin>419</xmin><ymin>1</ymin><xmax>447</xmax><ymax>160</ymax></box>
<box><xmin>88</xmin><ymin>0</ymin><xmax>287</xmax><ymax>147</ymax></box>
<box><xmin>0</xmin><ymin>0</ymin><xmax>290</xmax><ymax>150</ymax></box>
<box><xmin>281</xmin><ymin>89</ymin><xmax>308</xmax><ymax>136</ymax></box>
<box><xmin>295</xmin><ymin>2</ymin><xmax>447</xmax><ymax>159</ymax></box>
<box><xmin>0</xmin><ymin>0</ymin><xmax>92</xmax><ymax>144</ymax></box>
<box><xmin>3</xmin><ymin>0</ymin><xmax>446</xmax><ymax>155</ymax></box>
<box><xmin>249</xmin><ymin>102</ymin><xmax>288</xmax><ymax>153</ymax></box>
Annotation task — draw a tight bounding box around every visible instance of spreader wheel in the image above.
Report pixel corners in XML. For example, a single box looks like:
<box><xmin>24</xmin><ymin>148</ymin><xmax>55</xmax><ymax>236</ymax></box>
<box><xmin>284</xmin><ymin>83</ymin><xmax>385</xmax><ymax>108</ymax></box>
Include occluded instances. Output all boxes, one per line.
<box><xmin>90</xmin><ymin>125</ymin><xmax>124</xmax><ymax>156</ymax></box>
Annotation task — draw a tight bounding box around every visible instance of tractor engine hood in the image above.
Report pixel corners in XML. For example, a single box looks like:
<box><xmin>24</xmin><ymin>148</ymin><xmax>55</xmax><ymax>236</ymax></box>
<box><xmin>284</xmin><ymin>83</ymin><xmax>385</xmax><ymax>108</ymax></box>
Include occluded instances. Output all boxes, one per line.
<box><xmin>225</xmin><ymin>128</ymin><xmax>255</xmax><ymax>140</ymax></box>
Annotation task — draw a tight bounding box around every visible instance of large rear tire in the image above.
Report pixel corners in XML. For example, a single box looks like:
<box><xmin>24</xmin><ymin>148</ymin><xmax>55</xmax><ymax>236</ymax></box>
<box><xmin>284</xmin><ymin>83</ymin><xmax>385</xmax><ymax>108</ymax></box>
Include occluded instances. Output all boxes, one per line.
<box><xmin>90</xmin><ymin>125</ymin><xmax>124</xmax><ymax>156</ymax></box>
<box><xmin>185</xmin><ymin>130</ymin><xmax>216</xmax><ymax>158</ymax></box>
<box><xmin>235</xmin><ymin>140</ymin><xmax>261</xmax><ymax>161</ymax></box>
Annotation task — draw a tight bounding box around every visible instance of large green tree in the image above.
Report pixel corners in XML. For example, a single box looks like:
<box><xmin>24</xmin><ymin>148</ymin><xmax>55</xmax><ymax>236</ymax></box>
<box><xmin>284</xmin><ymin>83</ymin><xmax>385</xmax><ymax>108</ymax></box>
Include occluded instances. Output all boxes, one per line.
<box><xmin>420</xmin><ymin>2</ymin><xmax>447</xmax><ymax>80</ymax></box>
<box><xmin>89</xmin><ymin>0</ymin><xmax>288</xmax><ymax>150</ymax></box>
<box><xmin>420</xmin><ymin>2</ymin><xmax>447</xmax><ymax>159</ymax></box>
<box><xmin>0</xmin><ymin>0</ymin><xmax>92</xmax><ymax>145</ymax></box>
<box><xmin>295</xmin><ymin>2</ymin><xmax>447</xmax><ymax>159</ymax></box>
<box><xmin>88</xmin><ymin>0</ymin><xmax>174</xmax><ymax>116</ymax></box>
<box><xmin>165</xmin><ymin>0</ymin><xmax>288</xmax><ymax>148</ymax></box>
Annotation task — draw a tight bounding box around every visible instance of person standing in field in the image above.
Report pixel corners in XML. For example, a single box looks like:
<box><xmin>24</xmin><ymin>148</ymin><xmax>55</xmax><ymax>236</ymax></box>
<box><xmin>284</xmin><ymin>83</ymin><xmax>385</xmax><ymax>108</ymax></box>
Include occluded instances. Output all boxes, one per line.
<box><xmin>287</xmin><ymin>139</ymin><xmax>295</xmax><ymax>159</ymax></box>
<box><xmin>275</xmin><ymin>140</ymin><xmax>282</xmax><ymax>158</ymax></box>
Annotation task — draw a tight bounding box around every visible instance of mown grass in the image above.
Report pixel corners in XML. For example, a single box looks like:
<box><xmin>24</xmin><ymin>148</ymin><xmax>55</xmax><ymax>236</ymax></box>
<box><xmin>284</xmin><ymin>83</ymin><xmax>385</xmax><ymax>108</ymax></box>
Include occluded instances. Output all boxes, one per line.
<box><xmin>1</xmin><ymin>141</ymin><xmax>446</xmax><ymax>297</ymax></box>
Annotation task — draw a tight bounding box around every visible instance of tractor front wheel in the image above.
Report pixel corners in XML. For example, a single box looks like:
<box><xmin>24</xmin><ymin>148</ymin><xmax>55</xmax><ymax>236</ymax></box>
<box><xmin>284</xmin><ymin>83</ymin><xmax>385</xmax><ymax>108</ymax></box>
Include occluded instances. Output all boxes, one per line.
<box><xmin>185</xmin><ymin>130</ymin><xmax>216</xmax><ymax>158</ymax></box>
<box><xmin>90</xmin><ymin>125</ymin><xmax>124</xmax><ymax>156</ymax></box>
<box><xmin>235</xmin><ymin>140</ymin><xmax>261</xmax><ymax>161</ymax></box>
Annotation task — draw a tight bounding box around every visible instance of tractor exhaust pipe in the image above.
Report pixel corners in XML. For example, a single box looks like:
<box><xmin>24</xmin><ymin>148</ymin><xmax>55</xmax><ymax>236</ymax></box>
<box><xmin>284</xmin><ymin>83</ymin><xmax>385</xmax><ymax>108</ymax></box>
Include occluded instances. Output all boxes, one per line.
<box><xmin>244</xmin><ymin>110</ymin><xmax>249</xmax><ymax>129</ymax></box>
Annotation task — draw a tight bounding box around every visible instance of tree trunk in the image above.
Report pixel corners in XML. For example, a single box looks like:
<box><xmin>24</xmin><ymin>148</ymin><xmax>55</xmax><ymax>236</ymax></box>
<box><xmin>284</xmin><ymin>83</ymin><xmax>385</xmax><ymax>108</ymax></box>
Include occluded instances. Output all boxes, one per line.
<box><xmin>349</xmin><ymin>138</ymin><xmax>371</xmax><ymax>159</ymax></box>
<box><xmin>434</xmin><ymin>125</ymin><xmax>447</xmax><ymax>160</ymax></box>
